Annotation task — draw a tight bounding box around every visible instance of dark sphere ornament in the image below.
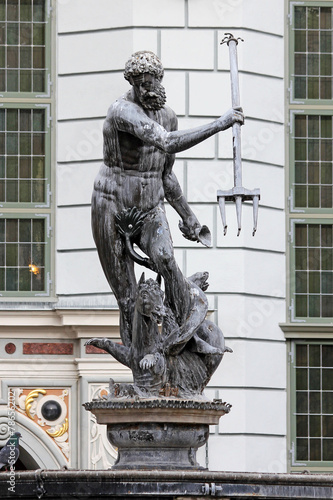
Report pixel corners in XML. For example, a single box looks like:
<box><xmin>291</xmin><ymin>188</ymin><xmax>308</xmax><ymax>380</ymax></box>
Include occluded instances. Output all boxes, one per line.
<box><xmin>41</xmin><ymin>400</ymin><xmax>62</xmax><ymax>421</ymax></box>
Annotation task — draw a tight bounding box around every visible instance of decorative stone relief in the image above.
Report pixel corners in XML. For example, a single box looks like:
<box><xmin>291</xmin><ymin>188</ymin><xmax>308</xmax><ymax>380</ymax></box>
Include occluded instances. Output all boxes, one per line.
<box><xmin>12</xmin><ymin>388</ymin><xmax>70</xmax><ymax>461</ymax></box>
<box><xmin>88</xmin><ymin>384</ymin><xmax>117</xmax><ymax>469</ymax></box>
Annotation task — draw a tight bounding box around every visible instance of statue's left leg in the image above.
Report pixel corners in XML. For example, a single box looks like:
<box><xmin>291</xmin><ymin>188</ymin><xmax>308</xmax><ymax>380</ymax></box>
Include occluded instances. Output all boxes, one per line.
<box><xmin>139</xmin><ymin>207</ymin><xmax>190</xmax><ymax>327</ymax></box>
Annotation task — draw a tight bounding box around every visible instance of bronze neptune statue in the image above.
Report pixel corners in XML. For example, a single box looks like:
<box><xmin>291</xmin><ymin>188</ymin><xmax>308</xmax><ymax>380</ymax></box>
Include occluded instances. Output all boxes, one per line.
<box><xmin>85</xmin><ymin>51</ymin><xmax>243</xmax><ymax>399</ymax></box>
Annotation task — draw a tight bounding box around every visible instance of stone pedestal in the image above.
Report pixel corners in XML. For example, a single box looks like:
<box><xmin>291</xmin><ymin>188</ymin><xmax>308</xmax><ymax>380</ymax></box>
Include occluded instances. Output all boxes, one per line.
<box><xmin>84</xmin><ymin>399</ymin><xmax>231</xmax><ymax>470</ymax></box>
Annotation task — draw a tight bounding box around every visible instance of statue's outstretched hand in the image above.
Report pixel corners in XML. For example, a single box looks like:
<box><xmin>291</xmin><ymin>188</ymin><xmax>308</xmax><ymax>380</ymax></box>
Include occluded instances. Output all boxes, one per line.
<box><xmin>139</xmin><ymin>353</ymin><xmax>158</xmax><ymax>370</ymax></box>
<box><xmin>179</xmin><ymin>215</ymin><xmax>201</xmax><ymax>242</ymax></box>
<box><xmin>219</xmin><ymin>107</ymin><xmax>244</xmax><ymax>130</ymax></box>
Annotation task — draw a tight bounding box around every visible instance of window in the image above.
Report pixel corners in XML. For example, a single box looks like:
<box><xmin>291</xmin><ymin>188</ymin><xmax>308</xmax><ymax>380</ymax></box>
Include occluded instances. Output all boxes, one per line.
<box><xmin>290</xmin><ymin>3</ymin><xmax>332</xmax><ymax>102</ymax></box>
<box><xmin>290</xmin><ymin>341</ymin><xmax>333</xmax><ymax>469</ymax></box>
<box><xmin>0</xmin><ymin>0</ymin><xmax>52</xmax><ymax>298</ymax></box>
<box><xmin>288</xmin><ymin>2</ymin><xmax>333</xmax><ymax>322</ymax></box>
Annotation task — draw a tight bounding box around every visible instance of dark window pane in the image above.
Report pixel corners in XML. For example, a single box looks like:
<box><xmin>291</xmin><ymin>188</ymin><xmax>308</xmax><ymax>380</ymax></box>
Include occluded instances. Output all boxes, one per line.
<box><xmin>320</xmin><ymin>54</ymin><xmax>332</xmax><ymax>77</ymax></box>
<box><xmin>21</xmin><ymin>0</ymin><xmax>32</xmax><ymax>21</ymax></box>
<box><xmin>20</xmin><ymin>109</ymin><xmax>31</xmax><ymax>131</ymax></box>
<box><xmin>295</xmin><ymin>139</ymin><xmax>307</xmax><ymax>160</ymax></box>
<box><xmin>296</xmin><ymin>295</ymin><xmax>307</xmax><ymax>317</ymax></box>
<box><xmin>20</xmin><ymin>46</ymin><xmax>31</xmax><ymax>68</ymax></box>
<box><xmin>295</xmin><ymin>162</ymin><xmax>307</xmax><ymax>183</ymax></box>
<box><xmin>323</xmin><ymin>439</ymin><xmax>333</xmax><ymax>460</ymax></box>
<box><xmin>308</xmin><ymin>31</ymin><xmax>319</xmax><ymax>52</ymax></box>
<box><xmin>310</xmin><ymin>415</ymin><xmax>321</xmax><ymax>437</ymax></box>
<box><xmin>322</xmin><ymin>392</ymin><xmax>333</xmax><ymax>413</ymax></box>
<box><xmin>295</xmin><ymin>225</ymin><xmax>308</xmax><ymax>246</ymax></box>
<box><xmin>322</xmin><ymin>346</ymin><xmax>333</xmax><ymax>367</ymax></box>
<box><xmin>19</xmin><ymin>267</ymin><xmax>31</xmax><ymax>291</ymax></box>
<box><xmin>295</xmin><ymin>30</ymin><xmax>306</xmax><ymax>52</ymax></box>
<box><xmin>33</xmin><ymin>0</ymin><xmax>45</xmax><ymax>22</ymax></box>
<box><xmin>322</xmin><ymin>272</ymin><xmax>333</xmax><ymax>294</ymax></box>
<box><xmin>321</xmin><ymin>248</ymin><xmax>333</xmax><ymax>271</ymax></box>
<box><xmin>0</xmin><ymin>242</ymin><xmax>4</xmax><ymax>265</ymax></box>
<box><xmin>308</xmin><ymin>8</ymin><xmax>319</xmax><ymax>29</ymax></box>
<box><xmin>308</xmin><ymin>186</ymin><xmax>320</xmax><ymax>207</ymax></box>
<box><xmin>32</xmin><ymin>179</ymin><xmax>44</xmax><ymax>202</ymax></box>
<box><xmin>0</xmin><ymin>219</ymin><xmax>4</xmax><ymax>241</ymax></box>
<box><xmin>33</xmin><ymin>132</ymin><xmax>44</xmax><ymax>154</ymax></box>
<box><xmin>7</xmin><ymin>109</ymin><xmax>18</xmax><ymax>131</ymax></box>
<box><xmin>308</xmin><ymin>116</ymin><xmax>320</xmax><ymax>137</ymax></box>
<box><xmin>310</xmin><ymin>438</ymin><xmax>321</xmax><ymax>460</ymax></box>
<box><xmin>6</xmin><ymin>180</ymin><xmax>18</xmax><ymax>202</ymax></box>
<box><xmin>321</xmin><ymin>116</ymin><xmax>332</xmax><ymax>138</ymax></box>
<box><xmin>7</xmin><ymin>0</ymin><xmax>19</xmax><ymax>21</ymax></box>
<box><xmin>321</xmin><ymin>226</ymin><xmax>333</xmax><ymax>247</ymax></box>
<box><xmin>297</xmin><ymin>391</ymin><xmax>308</xmax><ymax>413</ymax></box>
<box><xmin>321</xmin><ymin>186</ymin><xmax>332</xmax><ymax>208</ymax></box>
<box><xmin>296</xmin><ymin>368</ymin><xmax>308</xmax><ymax>390</ymax></box>
<box><xmin>19</xmin><ymin>179</ymin><xmax>31</xmax><ymax>202</ymax></box>
<box><xmin>296</xmin><ymin>345</ymin><xmax>308</xmax><ymax>367</ymax></box>
<box><xmin>32</xmin><ymin>69</ymin><xmax>44</xmax><ymax>92</ymax></box>
<box><xmin>309</xmin><ymin>392</ymin><xmax>321</xmax><ymax>413</ymax></box>
<box><xmin>321</xmin><ymin>140</ymin><xmax>332</xmax><ymax>161</ymax></box>
<box><xmin>309</xmin><ymin>272</ymin><xmax>320</xmax><ymax>293</ymax></box>
<box><xmin>20</xmin><ymin>23</ymin><xmax>32</xmax><ymax>45</ymax></box>
<box><xmin>7</xmin><ymin>69</ymin><xmax>18</xmax><ymax>91</ymax></box>
<box><xmin>20</xmin><ymin>70</ymin><xmax>32</xmax><ymax>92</ymax></box>
<box><xmin>309</xmin><ymin>368</ymin><xmax>320</xmax><ymax>389</ymax></box>
<box><xmin>322</xmin><ymin>296</ymin><xmax>333</xmax><ymax>317</ymax></box>
<box><xmin>308</xmin><ymin>249</ymin><xmax>320</xmax><ymax>270</ymax></box>
<box><xmin>295</xmin><ymin>54</ymin><xmax>306</xmax><ymax>75</ymax></box>
<box><xmin>309</xmin><ymin>295</ymin><xmax>320</xmax><ymax>317</ymax></box>
<box><xmin>7</xmin><ymin>23</ymin><xmax>18</xmax><ymax>45</ymax></box>
<box><xmin>295</xmin><ymin>77</ymin><xmax>306</xmax><ymax>98</ymax></box>
<box><xmin>296</xmin><ymin>271</ymin><xmax>307</xmax><ymax>293</ymax></box>
<box><xmin>0</xmin><ymin>267</ymin><xmax>4</xmax><ymax>290</ymax></box>
<box><xmin>295</xmin><ymin>186</ymin><xmax>307</xmax><ymax>207</ymax></box>
<box><xmin>33</xmin><ymin>109</ymin><xmax>44</xmax><ymax>131</ymax></box>
<box><xmin>7</xmin><ymin>156</ymin><xmax>18</xmax><ymax>178</ymax></box>
<box><xmin>322</xmin><ymin>370</ymin><xmax>333</xmax><ymax>391</ymax></box>
<box><xmin>20</xmin><ymin>133</ymin><xmax>31</xmax><ymax>155</ymax></box>
<box><xmin>7</xmin><ymin>133</ymin><xmax>18</xmax><ymax>155</ymax></box>
<box><xmin>308</xmin><ymin>77</ymin><xmax>319</xmax><ymax>99</ymax></box>
<box><xmin>308</xmin><ymin>139</ymin><xmax>319</xmax><ymax>160</ymax></box>
<box><xmin>320</xmin><ymin>31</ymin><xmax>332</xmax><ymax>53</ymax></box>
<box><xmin>33</xmin><ymin>46</ymin><xmax>44</xmax><ymax>69</ymax></box>
<box><xmin>32</xmin><ymin>219</ymin><xmax>44</xmax><ymax>242</ymax></box>
<box><xmin>320</xmin><ymin>77</ymin><xmax>332</xmax><ymax>99</ymax></box>
<box><xmin>33</xmin><ymin>23</ymin><xmax>44</xmax><ymax>45</ymax></box>
<box><xmin>308</xmin><ymin>163</ymin><xmax>319</xmax><ymax>184</ymax></box>
<box><xmin>321</xmin><ymin>164</ymin><xmax>333</xmax><ymax>185</ymax></box>
<box><xmin>320</xmin><ymin>7</ymin><xmax>332</xmax><ymax>29</ymax></box>
<box><xmin>32</xmin><ymin>242</ymin><xmax>44</xmax><ymax>265</ymax></box>
<box><xmin>0</xmin><ymin>1</ymin><xmax>5</xmax><ymax>21</ymax></box>
<box><xmin>6</xmin><ymin>268</ymin><xmax>18</xmax><ymax>291</ymax></box>
<box><xmin>296</xmin><ymin>438</ymin><xmax>308</xmax><ymax>460</ymax></box>
<box><xmin>19</xmin><ymin>219</ymin><xmax>31</xmax><ymax>241</ymax></box>
<box><xmin>19</xmin><ymin>243</ymin><xmax>30</xmax><ymax>266</ymax></box>
<box><xmin>32</xmin><ymin>266</ymin><xmax>43</xmax><ymax>291</ymax></box>
<box><xmin>309</xmin><ymin>225</ymin><xmax>320</xmax><ymax>246</ymax></box>
<box><xmin>6</xmin><ymin>243</ymin><xmax>18</xmax><ymax>265</ymax></box>
<box><xmin>295</xmin><ymin>7</ymin><xmax>306</xmax><ymax>29</ymax></box>
<box><xmin>297</xmin><ymin>415</ymin><xmax>308</xmax><ymax>437</ymax></box>
<box><xmin>308</xmin><ymin>54</ymin><xmax>319</xmax><ymax>75</ymax></box>
<box><xmin>295</xmin><ymin>248</ymin><xmax>307</xmax><ymax>270</ymax></box>
<box><xmin>33</xmin><ymin>157</ymin><xmax>44</xmax><ymax>178</ymax></box>
<box><xmin>323</xmin><ymin>416</ymin><xmax>333</xmax><ymax>437</ymax></box>
<box><xmin>20</xmin><ymin>156</ymin><xmax>31</xmax><ymax>178</ymax></box>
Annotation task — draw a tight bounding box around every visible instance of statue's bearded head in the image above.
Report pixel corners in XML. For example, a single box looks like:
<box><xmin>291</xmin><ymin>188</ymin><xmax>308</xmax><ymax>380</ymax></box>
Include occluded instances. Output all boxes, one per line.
<box><xmin>124</xmin><ymin>51</ymin><xmax>166</xmax><ymax>110</ymax></box>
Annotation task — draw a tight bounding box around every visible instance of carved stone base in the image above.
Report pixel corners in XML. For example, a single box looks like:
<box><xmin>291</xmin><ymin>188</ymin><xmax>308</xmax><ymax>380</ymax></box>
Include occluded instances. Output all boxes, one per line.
<box><xmin>84</xmin><ymin>398</ymin><xmax>231</xmax><ymax>470</ymax></box>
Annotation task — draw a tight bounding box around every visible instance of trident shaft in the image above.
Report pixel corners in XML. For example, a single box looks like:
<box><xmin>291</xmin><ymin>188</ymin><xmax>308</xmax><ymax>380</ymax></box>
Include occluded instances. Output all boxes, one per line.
<box><xmin>217</xmin><ymin>33</ymin><xmax>260</xmax><ymax>236</ymax></box>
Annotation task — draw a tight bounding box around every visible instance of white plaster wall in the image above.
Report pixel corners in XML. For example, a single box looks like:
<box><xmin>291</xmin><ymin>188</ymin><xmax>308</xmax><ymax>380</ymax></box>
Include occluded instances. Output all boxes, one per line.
<box><xmin>55</xmin><ymin>0</ymin><xmax>287</xmax><ymax>473</ymax></box>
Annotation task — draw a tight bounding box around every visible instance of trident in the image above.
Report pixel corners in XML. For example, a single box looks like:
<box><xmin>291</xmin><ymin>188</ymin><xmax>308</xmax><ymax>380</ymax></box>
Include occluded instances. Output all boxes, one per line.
<box><xmin>217</xmin><ymin>33</ymin><xmax>260</xmax><ymax>236</ymax></box>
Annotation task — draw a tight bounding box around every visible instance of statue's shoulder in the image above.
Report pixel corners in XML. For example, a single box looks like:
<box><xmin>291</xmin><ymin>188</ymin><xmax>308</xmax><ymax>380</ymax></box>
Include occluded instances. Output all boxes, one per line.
<box><xmin>162</xmin><ymin>104</ymin><xmax>178</xmax><ymax>130</ymax></box>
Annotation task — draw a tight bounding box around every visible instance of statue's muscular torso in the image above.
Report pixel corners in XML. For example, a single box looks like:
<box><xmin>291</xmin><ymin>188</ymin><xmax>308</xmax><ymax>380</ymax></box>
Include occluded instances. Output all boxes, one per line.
<box><xmin>93</xmin><ymin>93</ymin><xmax>177</xmax><ymax>213</ymax></box>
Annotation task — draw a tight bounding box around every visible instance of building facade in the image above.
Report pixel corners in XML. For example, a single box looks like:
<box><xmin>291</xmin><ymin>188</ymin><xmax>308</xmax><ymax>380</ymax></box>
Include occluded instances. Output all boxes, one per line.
<box><xmin>0</xmin><ymin>0</ymin><xmax>332</xmax><ymax>473</ymax></box>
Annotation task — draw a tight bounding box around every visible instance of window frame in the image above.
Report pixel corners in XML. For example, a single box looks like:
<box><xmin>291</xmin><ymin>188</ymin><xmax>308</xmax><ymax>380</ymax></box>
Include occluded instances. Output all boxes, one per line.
<box><xmin>289</xmin><ymin>339</ymin><xmax>333</xmax><ymax>472</ymax></box>
<box><xmin>289</xmin><ymin>0</ymin><xmax>333</xmax><ymax>105</ymax></box>
<box><xmin>0</xmin><ymin>0</ymin><xmax>53</xmax><ymax>299</ymax></box>
<box><xmin>0</xmin><ymin>0</ymin><xmax>52</xmax><ymax>99</ymax></box>
<box><xmin>289</xmin><ymin>109</ymin><xmax>333</xmax><ymax>214</ymax></box>
<box><xmin>0</xmin><ymin>212</ymin><xmax>51</xmax><ymax>297</ymax></box>
<box><xmin>0</xmin><ymin>102</ymin><xmax>51</xmax><ymax>209</ymax></box>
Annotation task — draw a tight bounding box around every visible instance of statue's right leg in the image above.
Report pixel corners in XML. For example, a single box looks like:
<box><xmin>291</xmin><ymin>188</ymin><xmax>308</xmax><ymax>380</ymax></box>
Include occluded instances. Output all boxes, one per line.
<box><xmin>91</xmin><ymin>198</ymin><xmax>136</xmax><ymax>347</ymax></box>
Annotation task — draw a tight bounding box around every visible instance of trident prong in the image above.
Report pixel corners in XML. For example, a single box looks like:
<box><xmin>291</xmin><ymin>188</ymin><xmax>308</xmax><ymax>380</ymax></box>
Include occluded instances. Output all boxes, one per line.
<box><xmin>217</xmin><ymin>33</ymin><xmax>260</xmax><ymax>236</ymax></box>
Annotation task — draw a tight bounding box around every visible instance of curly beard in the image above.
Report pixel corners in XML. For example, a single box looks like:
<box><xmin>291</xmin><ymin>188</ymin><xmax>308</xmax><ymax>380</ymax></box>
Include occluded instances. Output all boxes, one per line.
<box><xmin>139</xmin><ymin>82</ymin><xmax>167</xmax><ymax>110</ymax></box>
